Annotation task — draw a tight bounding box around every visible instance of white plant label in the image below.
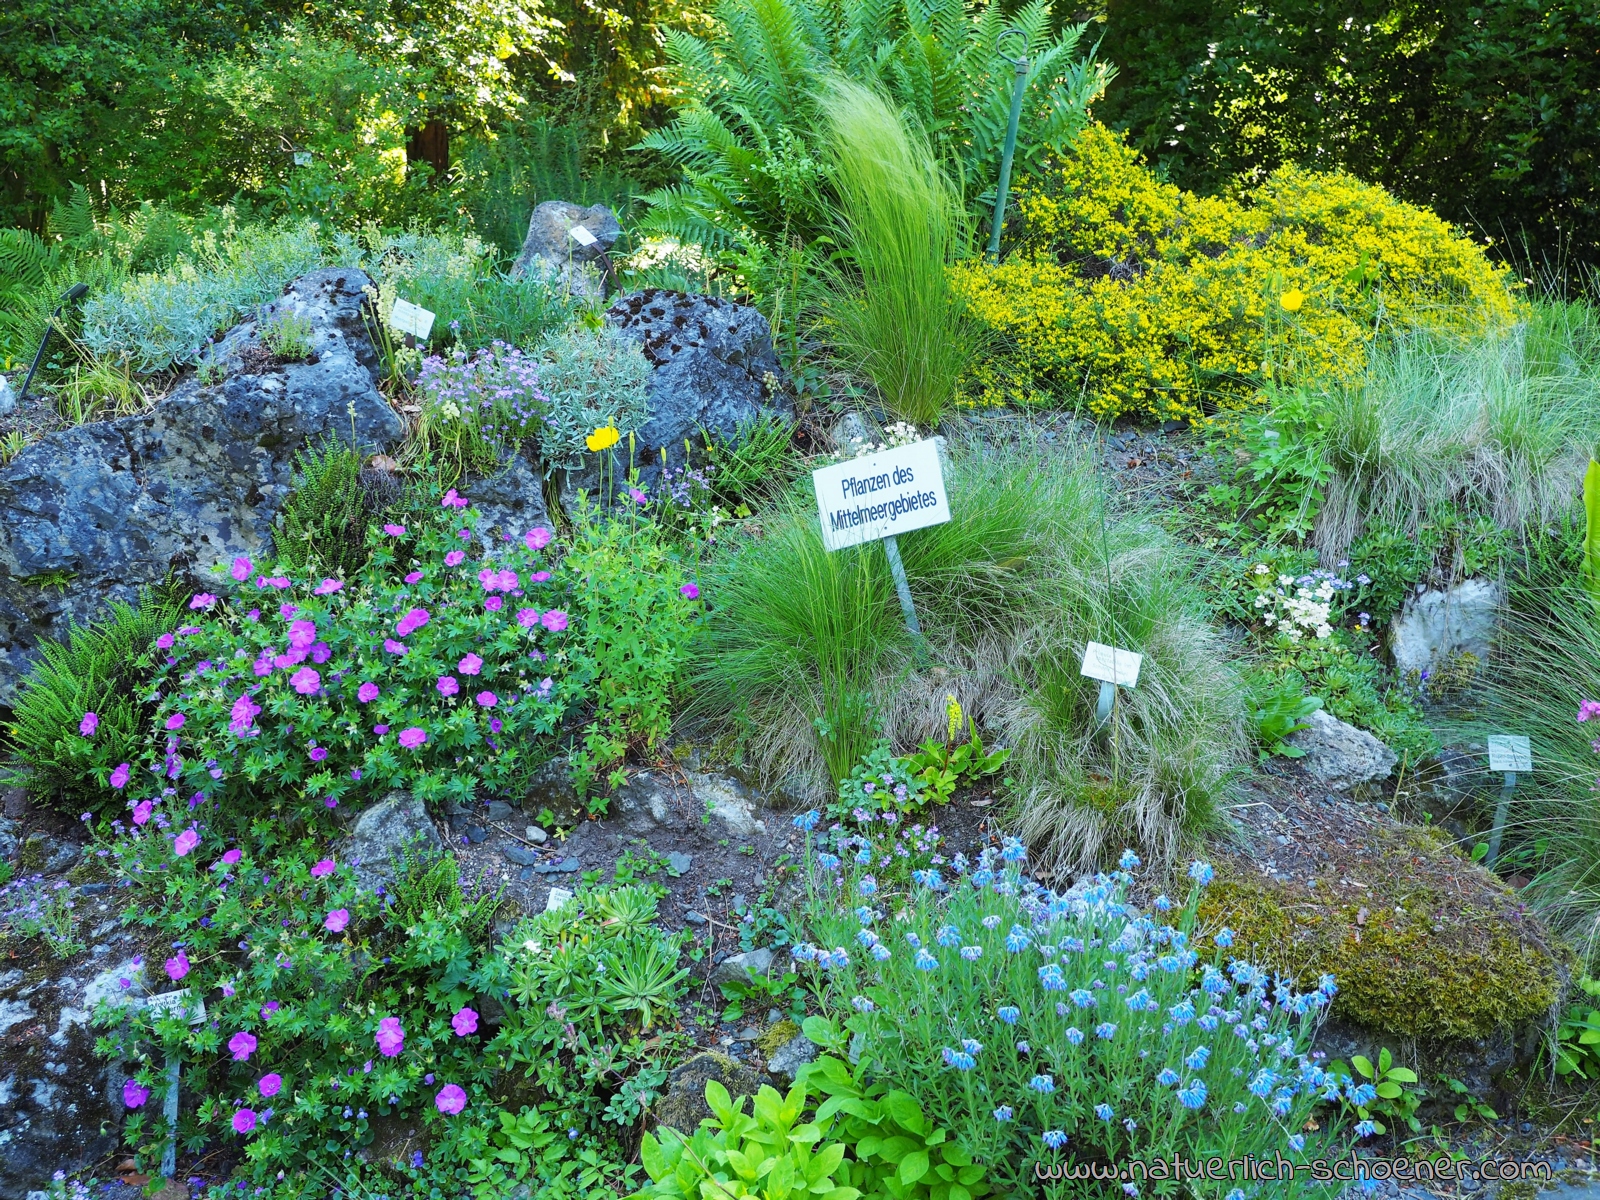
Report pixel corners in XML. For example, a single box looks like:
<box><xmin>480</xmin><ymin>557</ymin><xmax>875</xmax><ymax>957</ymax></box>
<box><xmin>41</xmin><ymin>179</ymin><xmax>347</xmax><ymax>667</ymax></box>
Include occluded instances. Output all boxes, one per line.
<box><xmin>1080</xmin><ymin>641</ymin><xmax>1142</xmax><ymax>689</ymax></box>
<box><xmin>142</xmin><ymin>989</ymin><xmax>206</xmax><ymax>1025</ymax></box>
<box><xmin>1487</xmin><ymin>735</ymin><xmax>1532</xmax><ymax>773</ymax></box>
<box><xmin>568</xmin><ymin>224</ymin><xmax>599</xmax><ymax>247</ymax></box>
<box><xmin>389</xmin><ymin>298</ymin><xmax>435</xmax><ymax>340</ymax></box>
<box><xmin>545</xmin><ymin>887</ymin><xmax>573</xmax><ymax>913</ymax></box>
<box><xmin>293</xmin><ymin>151</ymin><xmax>313</xmax><ymax>167</ymax></box>
<box><xmin>813</xmin><ymin>439</ymin><xmax>950</xmax><ymax>552</ymax></box>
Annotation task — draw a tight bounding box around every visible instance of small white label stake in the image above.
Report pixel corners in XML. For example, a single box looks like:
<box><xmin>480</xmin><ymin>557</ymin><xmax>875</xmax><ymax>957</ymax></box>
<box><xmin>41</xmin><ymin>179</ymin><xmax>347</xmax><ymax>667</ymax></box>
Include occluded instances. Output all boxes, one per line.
<box><xmin>1081</xmin><ymin>641</ymin><xmax>1142</xmax><ymax>732</ymax></box>
<box><xmin>568</xmin><ymin>225</ymin><xmax>599</xmax><ymax>247</ymax></box>
<box><xmin>389</xmin><ymin>298</ymin><xmax>436</xmax><ymax>340</ymax></box>
<box><xmin>1485</xmin><ymin>735</ymin><xmax>1532</xmax><ymax>868</ymax></box>
<box><xmin>138</xmin><ymin>990</ymin><xmax>205</xmax><ymax>1178</ymax></box>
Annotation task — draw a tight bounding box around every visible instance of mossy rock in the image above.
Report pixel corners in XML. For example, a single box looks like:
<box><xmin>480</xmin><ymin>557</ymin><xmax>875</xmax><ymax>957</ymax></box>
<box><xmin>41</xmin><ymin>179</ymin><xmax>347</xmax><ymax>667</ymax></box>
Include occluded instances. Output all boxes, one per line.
<box><xmin>1200</xmin><ymin>826</ymin><xmax>1568</xmax><ymax>1041</ymax></box>
<box><xmin>758</xmin><ymin>1018</ymin><xmax>800</xmax><ymax>1057</ymax></box>
<box><xmin>653</xmin><ymin>1052</ymin><xmax>762</xmax><ymax>1134</ymax></box>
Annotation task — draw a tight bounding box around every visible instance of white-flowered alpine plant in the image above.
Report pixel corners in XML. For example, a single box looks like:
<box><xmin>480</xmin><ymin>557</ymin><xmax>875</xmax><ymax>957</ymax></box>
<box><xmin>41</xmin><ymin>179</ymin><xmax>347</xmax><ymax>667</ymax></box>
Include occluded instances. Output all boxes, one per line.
<box><xmin>790</xmin><ymin>827</ymin><xmax>1354</xmax><ymax>1198</ymax></box>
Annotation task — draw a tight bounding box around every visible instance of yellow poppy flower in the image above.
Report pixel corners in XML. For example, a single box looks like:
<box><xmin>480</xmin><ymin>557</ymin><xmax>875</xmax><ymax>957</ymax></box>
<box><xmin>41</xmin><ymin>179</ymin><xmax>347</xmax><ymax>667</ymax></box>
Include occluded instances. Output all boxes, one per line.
<box><xmin>586</xmin><ymin>425</ymin><xmax>620</xmax><ymax>452</ymax></box>
<box><xmin>1279</xmin><ymin>289</ymin><xmax>1306</xmax><ymax>314</ymax></box>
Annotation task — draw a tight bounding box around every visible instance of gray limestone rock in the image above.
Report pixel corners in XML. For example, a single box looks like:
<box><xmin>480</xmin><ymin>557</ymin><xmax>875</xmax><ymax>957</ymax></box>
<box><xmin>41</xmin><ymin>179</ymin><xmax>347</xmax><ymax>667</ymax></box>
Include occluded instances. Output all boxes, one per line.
<box><xmin>511</xmin><ymin>202</ymin><xmax>621</xmax><ymax>276</ymax></box>
<box><xmin>767</xmin><ymin>1032</ymin><xmax>820</xmax><ymax>1081</ymax></box>
<box><xmin>346</xmin><ymin>790</ymin><xmax>443</xmax><ymax>890</ymax></box>
<box><xmin>653</xmin><ymin>1052</ymin><xmax>763</xmax><ymax>1134</ymax></box>
<box><xmin>708</xmin><ymin>948</ymin><xmax>775</xmax><ymax>990</ymax></box>
<box><xmin>1284</xmin><ymin>709</ymin><xmax>1399</xmax><ymax>791</ymax></box>
<box><xmin>1390</xmin><ymin>578</ymin><xmax>1501</xmax><ymax>678</ymax></box>
<box><xmin>0</xmin><ymin>267</ymin><xmax>404</xmax><ymax>703</ymax></box>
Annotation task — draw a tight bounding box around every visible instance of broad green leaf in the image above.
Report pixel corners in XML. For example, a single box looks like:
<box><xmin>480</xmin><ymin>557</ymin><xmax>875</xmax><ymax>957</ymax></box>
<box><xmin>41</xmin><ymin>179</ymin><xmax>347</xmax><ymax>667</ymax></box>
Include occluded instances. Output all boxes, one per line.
<box><xmin>900</xmin><ymin>1150</ymin><xmax>930</xmax><ymax>1184</ymax></box>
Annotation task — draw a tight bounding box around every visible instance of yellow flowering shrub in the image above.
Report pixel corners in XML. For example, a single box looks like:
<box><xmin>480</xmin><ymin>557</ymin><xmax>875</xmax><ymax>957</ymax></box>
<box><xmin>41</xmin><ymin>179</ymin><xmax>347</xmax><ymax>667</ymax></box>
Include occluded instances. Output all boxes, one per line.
<box><xmin>954</xmin><ymin>124</ymin><xmax>1520</xmax><ymax>422</ymax></box>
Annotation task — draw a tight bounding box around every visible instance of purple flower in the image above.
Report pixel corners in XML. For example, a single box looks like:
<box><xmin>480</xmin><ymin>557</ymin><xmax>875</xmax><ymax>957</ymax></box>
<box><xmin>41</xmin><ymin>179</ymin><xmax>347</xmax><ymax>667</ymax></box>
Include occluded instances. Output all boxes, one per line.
<box><xmin>230</xmin><ymin>693</ymin><xmax>261</xmax><ymax>735</ymax></box>
<box><xmin>374</xmin><ymin>723</ymin><xmax>390</xmax><ymax>735</ymax></box>
<box><xmin>395</xmin><ymin>608</ymin><xmax>430</xmax><ymax>637</ymax></box>
<box><xmin>375</xmin><ymin>1016</ymin><xmax>404</xmax><ymax>1057</ymax></box>
<box><xmin>222</xmin><ymin>848</ymin><xmax>242</xmax><ymax>865</ymax></box>
<box><xmin>173</xmin><ymin>829</ymin><xmax>199</xmax><ymax>857</ymax></box>
<box><xmin>383</xmin><ymin>524</ymin><xmax>406</xmax><ymax>537</ymax></box>
<box><xmin>435</xmin><ymin>1084</ymin><xmax>467</xmax><ymax>1115</ymax></box>
<box><xmin>309</xmin><ymin>746</ymin><xmax>328</xmax><ymax>762</ymax></box>
<box><xmin>489</xmin><ymin>718</ymin><xmax>503</xmax><ymax>733</ymax></box>
<box><xmin>383</xmin><ymin>638</ymin><xmax>408</xmax><ymax>655</ymax></box>
<box><xmin>316</xmin><ymin>579</ymin><xmax>344</xmax><ymax>596</ymax></box>
<box><xmin>475</xmin><ymin>691</ymin><xmax>497</xmax><ymax>708</ymax></box>
<box><xmin>165</xmin><ymin>950</ymin><xmax>190</xmax><ymax>981</ymax></box>
<box><xmin>456</xmin><ymin>528</ymin><xmax>471</xmax><ymax>540</ymax></box>
<box><xmin>451</xmin><ymin>1007</ymin><xmax>478</xmax><ymax>1036</ymax></box>
<box><xmin>190</xmin><ymin>593</ymin><xmax>217</xmax><ymax>610</ymax></box>
<box><xmin>133</xmin><ymin>800</ymin><xmax>153</xmax><ymax>826</ymax></box>
<box><xmin>458</xmin><ymin>653</ymin><xmax>482</xmax><ymax>675</ymax></box>
<box><xmin>311</xmin><ymin>858</ymin><xmax>336</xmax><ymax>877</ymax></box>
<box><xmin>325</xmin><ymin>908</ymin><xmax>350</xmax><ymax>933</ymax></box>
<box><xmin>442</xmin><ymin>488</ymin><xmax>469</xmax><ymax>509</ymax></box>
<box><xmin>350</xmin><ymin>768</ymin><xmax>362</xmax><ymax>781</ymax></box>
<box><xmin>445</xmin><ymin>550</ymin><xmax>466</xmax><ymax>567</ymax></box>
<box><xmin>231</xmin><ymin>556</ymin><xmax>252</xmax><ymax>581</ymax></box>
<box><xmin>110</xmin><ymin>762</ymin><xmax>131</xmax><ymax>789</ymax></box>
<box><xmin>229</xmin><ymin>1031</ymin><xmax>258</xmax><ymax>1061</ymax></box>
<box><xmin>290</xmin><ymin>667</ymin><xmax>321</xmax><ymax>695</ymax></box>
<box><xmin>398</xmin><ymin>727</ymin><xmax>427</xmax><ymax>749</ymax></box>
<box><xmin>405</xmin><ymin>571</ymin><xmax>423</xmax><ymax>584</ymax></box>
<box><xmin>541</xmin><ymin>610</ymin><xmax>568</xmax><ymax>632</ymax></box>
<box><xmin>436</xmin><ymin>676</ymin><xmax>459</xmax><ymax>697</ymax></box>
<box><xmin>485</xmin><ymin>596</ymin><xmax>503</xmax><ymax>612</ymax></box>
<box><xmin>79</xmin><ymin>712</ymin><xmax>99</xmax><ymax>737</ymax></box>
<box><xmin>232</xmin><ymin>1108</ymin><xmax>257</xmax><ymax>1134</ymax></box>
<box><xmin>166</xmin><ymin>713</ymin><xmax>186</xmax><ymax>731</ymax></box>
<box><xmin>357</xmin><ymin>681</ymin><xmax>380</xmax><ymax>703</ymax></box>
<box><xmin>258</xmin><ymin>1073</ymin><xmax>282</xmax><ymax>1098</ymax></box>
<box><xmin>525</xmin><ymin>527</ymin><xmax>552</xmax><ymax>551</ymax></box>
<box><xmin>123</xmin><ymin>1079</ymin><xmax>150</xmax><ymax>1108</ymax></box>
<box><xmin>310</xmin><ymin>641</ymin><xmax>331</xmax><ymax>664</ymax></box>
<box><xmin>288</xmin><ymin>619</ymin><xmax>317</xmax><ymax>651</ymax></box>
<box><xmin>681</xmin><ymin>583</ymin><xmax>700</xmax><ymax>599</ymax></box>
<box><xmin>517</xmin><ymin>608</ymin><xmax>538</xmax><ymax>627</ymax></box>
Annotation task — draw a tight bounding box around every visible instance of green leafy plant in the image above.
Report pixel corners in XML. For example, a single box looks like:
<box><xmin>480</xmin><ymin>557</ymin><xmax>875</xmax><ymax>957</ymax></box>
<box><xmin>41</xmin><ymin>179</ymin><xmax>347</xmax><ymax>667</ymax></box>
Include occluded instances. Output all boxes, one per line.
<box><xmin>1245</xmin><ymin>670</ymin><xmax>1324</xmax><ymax>760</ymax></box>
<box><xmin>260</xmin><ymin>309</ymin><xmax>314</xmax><ymax>360</ymax></box>
<box><xmin>719</xmin><ymin>968</ymin><xmax>806</xmax><ymax>1024</ymax></box>
<box><xmin>1206</xmin><ymin>387</ymin><xmax>1333</xmax><ymax>543</ymax></box>
<box><xmin>0</xmin><ymin>875</ymin><xmax>84</xmax><ymax>958</ymax></box>
<box><xmin>6</xmin><ymin>592</ymin><xmax>180</xmax><ymax>814</ymax></box>
<box><xmin>1552</xmin><ymin>976</ymin><xmax>1600</xmax><ymax>1078</ymax></box>
<box><xmin>1328</xmin><ymin>1049</ymin><xmax>1424</xmax><ymax>1135</ymax></box>
<box><xmin>535</xmin><ymin>327</ymin><xmax>652</xmax><ymax>468</ymax></box>
<box><xmin>1583</xmin><ymin>457</ymin><xmax>1600</xmax><ymax>616</ymax></box>
<box><xmin>275</xmin><ymin>435</ymin><xmax>389</xmax><ymax>579</ymax></box>
<box><xmin>899</xmin><ymin>694</ymin><xmax>1009</xmax><ymax>804</ymax></box>
<box><xmin>1439</xmin><ymin>1075</ymin><xmax>1498</xmax><ymax>1124</ymax></box>
<box><xmin>702</xmin><ymin>415</ymin><xmax>797</xmax><ymax>509</ymax></box>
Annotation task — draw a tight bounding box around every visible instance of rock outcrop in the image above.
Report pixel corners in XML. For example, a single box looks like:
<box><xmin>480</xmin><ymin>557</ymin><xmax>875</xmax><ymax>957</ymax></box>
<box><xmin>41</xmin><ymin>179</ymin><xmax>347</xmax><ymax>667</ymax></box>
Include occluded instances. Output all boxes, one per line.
<box><xmin>0</xmin><ymin>267</ymin><xmax>404</xmax><ymax>703</ymax></box>
<box><xmin>1390</xmin><ymin>578</ymin><xmax>1500</xmax><ymax>679</ymax></box>
<box><xmin>510</xmin><ymin>201</ymin><xmax>622</xmax><ymax>298</ymax></box>
<box><xmin>1284</xmin><ymin>709</ymin><xmax>1399</xmax><ymax>791</ymax></box>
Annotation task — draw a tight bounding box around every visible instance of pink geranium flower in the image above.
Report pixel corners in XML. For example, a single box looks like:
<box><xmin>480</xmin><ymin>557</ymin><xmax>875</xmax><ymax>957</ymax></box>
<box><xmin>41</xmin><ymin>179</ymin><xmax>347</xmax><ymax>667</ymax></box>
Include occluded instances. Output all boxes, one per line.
<box><xmin>458</xmin><ymin>653</ymin><xmax>483</xmax><ymax>675</ymax></box>
<box><xmin>190</xmin><ymin>593</ymin><xmax>217</xmax><ymax>609</ymax></box>
<box><xmin>398</xmin><ymin>727</ymin><xmax>427</xmax><ymax>750</ymax></box>
<box><xmin>231</xmin><ymin>556</ymin><xmax>252</xmax><ymax>582</ymax></box>
<box><xmin>222</xmin><ymin>848</ymin><xmax>242</xmax><ymax>865</ymax></box>
<box><xmin>173</xmin><ymin>829</ymin><xmax>199</xmax><ymax>856</ymax></box>
<box><xmin>444</xmin><ymin>550</ymin><xmax>465</xmax><ymax>567</ymax></box>
<box><xmin>442</xmin><ymin>488</ymin><xmax>469</xmax><ymax>509</ymax></box>
<box><xmin>396</xmin><ymin>607</ymin><xmax>430</xmax><ymax>637</ymax></box>
<box><xmin>79</xmin><ymin>712</ymin><xmax>99</xmax><ymax>737</ymax></box>
<box><xmin>451</xmin><ymin>1007</ymin><xmax>479</xmax><ymax>1036</ymax></box>
<box><xmin>485</xmin><ymin>597</ymin><xmax>503</xmax><ymax>612</ymax></box>
<box><xmin>156</xmin><ymin>632</ymin><xmax>176</xmax><ymax>650</ymax></box>
<box><xmin>383</xmin><ymin>638</ymin><xmax>408</xmax><ymax>655</ymax></box>
<box><xmin>311</xmin><ymin>859</ymin><xmax>335</xmax><ymax>877</ymax></box>
<box><xmin>435</xmin><ymin>1084</ymin><xmax>467</xmax><ymax>1115</ymax></box>
<box><xmin>290</xmin><ymin>668</ymin><xmax>321</xmax><ymax>695</ymax></box>
<box><xmin>541</xmin><ymin>610</ymin><xmax>568</xmax><ymax>632</ymax></box>
<box><xmin>476</xmin><ymin>692</ymin><xmax>497</xmax><ymax>708</ymax></box>
<box><xmin>375</xmin><ymin>1016</ymin><xmax>404</xmax><ymax>1057</ymax></box>
<box><xmin>230</xmin><ymin>693</ymin><xmax>261</xmax><ymax>735</ymax></box>
<box><xmin>233</xmin><ymin>1108</ymin><xmax>257</xmax><ymax>1134</ymax></box>
<box><xmin>525</xmin><ymin>527</ymin><xmax>552</xmax><ymax>551</ymax></box>
<box><xmin>258</xmin><ymin>1073</ymin><xmax>282</xmax><ymax>1097</ymax></box>
<box><xmin>228</xmin><ymin>1031</ymin><xmax>257</xmax><ymax>1061</ymax></box>
<box><xmin>358</xmin><ymin>681</ymin><xmax>379</xmax><ymax>702</ymax></box>
<box><xmin>383</xmin><ymin>524</ymin><xmax>406</xmax><ymax>537</ymax></box>
<box><xmin>681</xmin><ymin>583</ymin><xmax>700</xmax><ymax>599</ymax></box>
<box><xmin>165</xmin><ymin>950</ymin><xmax>190</xmax><ymax>980</ymax></box>
<box><xmin>314</xmin><ymin>578</ymin><xmax>343</xmax><ymax>595</ymax></box>
<box><xmin>132</xmin><ymin>800</ymin><xmax>153</xmax><ymax>826</ymax></box>
<box><xmin>110</xmin><ymin>763</ymin><xmax>131</xmax><ymax>789</ymax></box>
<box><xmin>436</xmin><ymin>676</ymin><xmax>459</xmax><ymax>697</ymax></box>
<box><xmin>288</xmin><ymin>619</ymin><xmax>317</xmax><ymax>650</ymax></box>
<box><xmin>325</xmin><ymin>908</ymin><xmax>349</xmax><ymax>933</ymax></box>
<box><xmin>405</xmin><ymin>570</ymin><xmax>423</xmax><ymax>584</ymax></box>
<box><xmin>124</xmin><ymin>1079</ymin><xmax>150</xmax><ymax>1108</ymax></box>
<box><xmin>516</xmin><ymin>608</ymin><xmax>538</xmax><ymax>627</ymax></box>
<box><xmin>166</xmin><ymin>713</ymin><xmax>186</xmax><ymax>731</ymax></box>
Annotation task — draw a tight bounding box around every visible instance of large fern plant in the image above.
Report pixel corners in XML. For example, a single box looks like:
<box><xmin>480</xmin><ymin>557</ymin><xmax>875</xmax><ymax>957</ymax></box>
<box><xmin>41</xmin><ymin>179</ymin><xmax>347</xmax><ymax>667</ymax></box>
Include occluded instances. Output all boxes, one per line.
<box><xmin>635</xmin><ymin>0</ymin><xmax>1113</xmax><ymax>253</ymax></box>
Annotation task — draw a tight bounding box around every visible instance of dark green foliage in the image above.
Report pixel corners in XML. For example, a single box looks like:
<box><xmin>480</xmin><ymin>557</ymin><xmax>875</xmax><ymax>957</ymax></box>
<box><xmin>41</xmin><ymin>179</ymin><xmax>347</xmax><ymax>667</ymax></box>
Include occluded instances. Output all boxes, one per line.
<box><xmin>386</xmin><ymin>839</ymin><xmax>503</xmax><ymax>947</ymax></box>
<box><xmin>275</xmin><ymin>437</ymin><xmax>390</xmax><ymax>578</ymax></box>
<box><xmin>702</xmin><ymin>415</ymin><xmax>796</xmax><ymax>507</ymax></box>
<box><xmin>1098</xmin><ymin>0</ymin><xmax>1600</xmax><ymax>262</ymax></box>
<box><xmin>6</xmin><ymin>592</ymin><xmax>180</xmax><ymax>813</ymax></box>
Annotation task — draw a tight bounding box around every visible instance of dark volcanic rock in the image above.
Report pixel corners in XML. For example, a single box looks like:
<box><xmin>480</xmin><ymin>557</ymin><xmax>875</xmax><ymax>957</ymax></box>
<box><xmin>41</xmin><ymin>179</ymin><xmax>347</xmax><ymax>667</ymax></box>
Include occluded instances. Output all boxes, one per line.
<box><xmin>0</xmin><ymin>267</ymin><xmax>404</xmax><ymax>702</ymax></box>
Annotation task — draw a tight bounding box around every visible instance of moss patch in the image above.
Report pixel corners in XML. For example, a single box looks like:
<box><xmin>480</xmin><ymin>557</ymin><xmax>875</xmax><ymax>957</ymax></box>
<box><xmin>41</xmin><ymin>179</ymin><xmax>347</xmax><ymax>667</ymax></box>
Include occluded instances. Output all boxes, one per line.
<box><xmin>1201</xmin><ymin>825</ymin><xmax>1567</xmax><ymax>1041</ymax></box>
<box><xmin>759</xmin><ymin>1018</ymin><xmax>800</xmax><ymax>1057</ymax></box>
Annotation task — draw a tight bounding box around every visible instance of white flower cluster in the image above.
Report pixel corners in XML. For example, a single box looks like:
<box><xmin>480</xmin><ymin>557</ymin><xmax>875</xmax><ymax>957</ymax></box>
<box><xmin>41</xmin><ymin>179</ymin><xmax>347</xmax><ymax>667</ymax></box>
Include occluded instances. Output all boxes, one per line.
<box><xmin>849</xmin><ymin>421</ymin><xmax>922</xmax><ymax>458</ymax></box>
<box><xmin>1251</xmin><ymin>565</ymin><xmax>1333</xmax><ymax>642</ymax></box>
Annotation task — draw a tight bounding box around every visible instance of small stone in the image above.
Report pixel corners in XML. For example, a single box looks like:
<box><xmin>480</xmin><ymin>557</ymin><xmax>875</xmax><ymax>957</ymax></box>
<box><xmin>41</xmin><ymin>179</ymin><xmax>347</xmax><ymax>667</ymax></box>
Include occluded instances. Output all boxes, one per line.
<box><xmin>518</xmin><ymin>867</ymin><xmax>535</xmax><ymax>882</ymax></box>
<box><xmin>734</xmin><ymin>1026</ymin><xmax>760</xmax><ymax>1043</ymax></box>
<box><xmin>525</xmin><ymin>825</ymin><xmax>548</xmax><ymax>844</ymax></box>
<box><xmin>465</xmin><ymin>825</ymin><xmax>489</xmax><ymax>844</ymax></box>
<box><xmin>484</xmin><ymin>801</ymin><xmax>515</xmax><ymax>822</ymax></box>
<box><xmin>535</xmin><ymin>856</ymin><xmax>580</xmax><ymax>875</ymax></box>
<box><xmin>709</xmin><ymin>948</ymin><xmax>774</xmax><ymax>989</ymax></box>
<box><xmin>504</xmin><ymin>845</ymin><xmax>539</xmax><ymax>866</ymax></box>
<box><xmin>667</xmin><ymin>852</ymin><xmax>693</xmax><ymax>876</ymax></box>
<box><xmin>768</xmin><ymin>1032</ymin><xmax>820</xmax><ymax>1081</ymax></box>
<box><xmin>766</xmin><ymin>1008</ymin><xmax>782</xmax><ymax>1024</ymax></box>
<box><xmin>683</xmin><ymin>910</ymin><xmax>708</xmax><ymax>926</ymax></box>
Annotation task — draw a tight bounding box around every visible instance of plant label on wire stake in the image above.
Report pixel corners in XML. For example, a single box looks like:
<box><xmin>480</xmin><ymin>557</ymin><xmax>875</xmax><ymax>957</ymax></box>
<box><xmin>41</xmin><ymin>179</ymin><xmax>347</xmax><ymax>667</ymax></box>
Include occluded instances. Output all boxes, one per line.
<box><xmin>812</xmin><ymin>439</ymin><xmax>950</xmax><ymax>637</ymax></box>
<box><xmin>293</xmin><ymin>151</ymin><xmax>313</xmax><ymax>167</ymax></box>
<box><xmin>1081</xmin><ymin>641</ymin><xmax>1141</xmax><ymax>730</ymax></box>
<box><xmin>568</xmin><ymin>225</ymin><xmax>599</xmax><ymax>247</ymax></box>
<box><xmin>1485</xmin><ymin>734</ymin><xmax>1531</xmax><ymax>869</ymax></box>
<box><xmin>135</xmin><ymin>989</ymin><xmax>205</xmax><ymax>1178</ymax></box>
<box><xmin>389</xmin><ymin>298</ymin><xmax>435</xmax><ymax>341</ymax></box>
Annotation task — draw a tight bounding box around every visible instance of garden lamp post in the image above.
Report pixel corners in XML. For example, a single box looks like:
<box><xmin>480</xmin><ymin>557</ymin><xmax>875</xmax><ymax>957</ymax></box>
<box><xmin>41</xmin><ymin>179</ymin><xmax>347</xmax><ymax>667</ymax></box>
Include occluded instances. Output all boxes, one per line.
<box><xmin>987</xmin><ymin>29</ymin><xmax>1030</xmax><ymax>260</ymax></box>
<box><xmin>16</xmin><ymin>282</ymin><xmax>88</xmax><ymax>406</ymax></box>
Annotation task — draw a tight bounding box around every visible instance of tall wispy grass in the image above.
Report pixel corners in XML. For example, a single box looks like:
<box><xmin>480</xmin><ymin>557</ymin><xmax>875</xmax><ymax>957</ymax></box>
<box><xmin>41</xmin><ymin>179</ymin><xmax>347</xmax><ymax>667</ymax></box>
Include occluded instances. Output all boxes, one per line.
<box><xmin>816</xmin><ymin>80</ymin><xmax>971</xmax><ymax>427</ymax></box>
<box><xmin>691</xmin><ymin>438</ymin><xmax>1246</xmax><ymax>873</ymax></box>
<box><xmin>1315</xmin><ymin>300</ymin><xmax>1600</xmax><ymax>559</ymax></box>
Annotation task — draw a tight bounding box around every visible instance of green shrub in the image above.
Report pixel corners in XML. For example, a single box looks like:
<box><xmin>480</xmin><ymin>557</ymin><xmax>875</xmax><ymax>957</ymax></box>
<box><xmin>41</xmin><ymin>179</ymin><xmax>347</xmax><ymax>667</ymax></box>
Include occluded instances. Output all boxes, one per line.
<box><xmin>694</xmin><ymin>441</ymin><xmax>1244</xmax><ymax>871</ymax></box>
<box><xmin>534</xmin><ymin>327</ymin><xmax>653</xmax><ymax>467</ymax></box>
<box><xmin>6</xmin><ymin>593</ymin><xmax>180</xmax><ymax>815</ymax></box>
<box><xmin>637</xmin><ymin>0</ymin><xmax>1111</xmax><ymax>255</ymax></box>
<box><xmin>274</xmin><ymin>437</ymin><xmax>394</xmax><ymax>579</ymax></box>
<box><xmin>796</xmin><ymin>842</ymin><xmax>1347</xmax><ymax>1197</ymax></box>
<box><xmin>816</xmin><ymin>80</ymin><xmax>970</xmax><ymax>427</ymax></box>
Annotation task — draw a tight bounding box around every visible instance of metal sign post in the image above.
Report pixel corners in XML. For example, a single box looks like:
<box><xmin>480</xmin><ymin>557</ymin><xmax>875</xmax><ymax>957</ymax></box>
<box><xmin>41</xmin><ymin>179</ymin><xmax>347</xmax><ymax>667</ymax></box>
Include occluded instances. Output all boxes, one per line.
<box><xmin>137</xmin><ymin>989</ymin><xmax>206</xmax><ymax>1180</ymax></box>
<box><xmin>1081</xmin><ymin>642</ymin><xmax>1142</xmax><ymax>742</ymax></box>
<box><xmin>987</xmin><ymin>29</ymin><xmax>1030</xmax><ymax>260</ymax></box>
<box><xmin>1484</xmin><ymin>735</ymin><xmax>1532</xmax><ymax>868</ymax></box>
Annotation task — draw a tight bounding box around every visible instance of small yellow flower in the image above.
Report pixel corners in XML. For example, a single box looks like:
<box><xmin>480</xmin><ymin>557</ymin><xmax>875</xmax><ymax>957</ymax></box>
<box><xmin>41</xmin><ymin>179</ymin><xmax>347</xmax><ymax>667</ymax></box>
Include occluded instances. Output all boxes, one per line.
<box><xmin>586</xmin><ymin>425</ymin><xmax>620</xmax><ymax>452</ymax></box>
<box><xmin>1279</xmin><ymin>289</ymin><xmax>1306</xmax><ymax>314</ymax></box>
